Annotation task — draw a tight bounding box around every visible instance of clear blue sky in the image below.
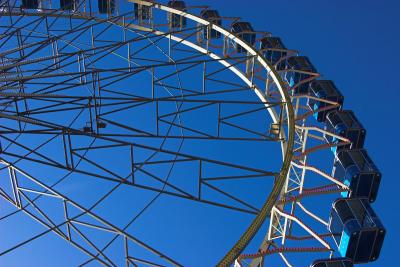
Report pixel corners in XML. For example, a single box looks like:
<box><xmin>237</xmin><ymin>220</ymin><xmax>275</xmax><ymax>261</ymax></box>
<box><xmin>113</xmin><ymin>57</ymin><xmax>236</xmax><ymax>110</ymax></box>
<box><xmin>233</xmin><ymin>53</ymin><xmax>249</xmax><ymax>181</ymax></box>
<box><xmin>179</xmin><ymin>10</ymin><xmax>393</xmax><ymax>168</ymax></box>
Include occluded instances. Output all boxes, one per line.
<box><xmin>0</xmin><ymin>0</ymin><xmax>398</xmax><ymax>266</ymax></box>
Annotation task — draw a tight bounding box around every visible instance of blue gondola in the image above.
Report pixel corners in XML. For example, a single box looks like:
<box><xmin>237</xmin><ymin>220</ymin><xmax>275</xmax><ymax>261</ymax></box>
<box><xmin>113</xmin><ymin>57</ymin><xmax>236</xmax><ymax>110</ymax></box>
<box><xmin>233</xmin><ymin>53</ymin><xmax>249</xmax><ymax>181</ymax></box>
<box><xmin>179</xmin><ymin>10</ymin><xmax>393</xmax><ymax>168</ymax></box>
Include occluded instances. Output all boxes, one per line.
<box><xmin>329</xmin><ymin>198</ymin><xmax>385</xmax><ymax>263</ymax></box>
<box><xmin>134</xmin><ymin>1</ymin><xmax>152</xmax><ymax>20</ymax></box>
<box><xmin>22</xmin><ymin>0</ymin><xmax>39</xmax><ymax>9</ymax></box>
<box><xmin>310</xmin><ymin>258</ymin><xmax>353</xmax><ymax>267</ymax></box>
<box><xmin>285</xmin><ymin>56</ymin><xmax>317</xmax><ymax>94</ymax></box>
<box><xmin>200</xmin><ymin>10</ymin><xmax>222</xmax><ymax>39</ymax></box>
<box><xmin>325</xmin><ymin>110</ymin><xmax>365</xmax><ymax>154</ymax></box>
<box><xmin>98</xmin><ymin>0</ymin><xmax>115</xmax><ymax>14</ymax></box>
<box><xmin>260</xmin><ymin>36</ymin><xmax>287</xmax><ymax>70</ymax></box>
<box><xmin>308</xmin><ymin>80</ymin><xmax>344</xmax><ymax>122</ymax></box>
<box><xmin>231</xmin><ymin>22</ymin><xmax>256</xmax><ymax>53</ymax></box>
<box><xmin>333</xmin><ymin>149</ymin><xmax>381</xmax><ymax>202</ymax></box>
<box><xmin>167</xmin><ymin>1</ymin><xmax>187</xmax><ymax>28</ymax></box>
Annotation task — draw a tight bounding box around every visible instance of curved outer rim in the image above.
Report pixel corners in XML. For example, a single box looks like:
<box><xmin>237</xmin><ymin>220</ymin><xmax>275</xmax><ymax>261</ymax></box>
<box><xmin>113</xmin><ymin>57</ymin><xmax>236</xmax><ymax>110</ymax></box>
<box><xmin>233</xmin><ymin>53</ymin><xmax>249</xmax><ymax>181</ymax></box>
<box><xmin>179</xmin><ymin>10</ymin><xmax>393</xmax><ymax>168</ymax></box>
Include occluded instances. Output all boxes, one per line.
<box><xmin>3</xmin><ymin>1</ymin><xmax>295</xmax><ymax>265</ymax></box>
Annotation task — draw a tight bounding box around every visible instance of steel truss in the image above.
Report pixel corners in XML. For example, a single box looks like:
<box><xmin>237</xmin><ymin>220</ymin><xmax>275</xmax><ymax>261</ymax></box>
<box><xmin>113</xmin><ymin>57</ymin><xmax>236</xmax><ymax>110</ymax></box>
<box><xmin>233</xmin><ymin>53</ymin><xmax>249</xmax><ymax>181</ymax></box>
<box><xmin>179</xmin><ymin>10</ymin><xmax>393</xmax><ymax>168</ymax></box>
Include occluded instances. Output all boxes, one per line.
<box><xmin>0</xmin><ymin>0</ymin><xmax>360</xmax><ymax>266</ymax></box>
<box><xmin>1</xmin><ymin>1</ymin><xmax>294</xmax><ymax>265</ymax></box>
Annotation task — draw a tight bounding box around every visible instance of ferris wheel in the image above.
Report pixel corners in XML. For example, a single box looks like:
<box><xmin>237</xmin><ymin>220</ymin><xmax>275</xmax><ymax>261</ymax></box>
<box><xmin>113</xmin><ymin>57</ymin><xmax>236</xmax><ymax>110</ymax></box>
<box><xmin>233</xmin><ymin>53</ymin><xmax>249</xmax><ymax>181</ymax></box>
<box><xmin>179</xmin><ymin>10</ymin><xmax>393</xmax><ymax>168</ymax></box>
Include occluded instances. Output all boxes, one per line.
<box><xmin>0</xmin><ymin>1</ymin><xmax>385</xmax><ymax>266</ymax></box>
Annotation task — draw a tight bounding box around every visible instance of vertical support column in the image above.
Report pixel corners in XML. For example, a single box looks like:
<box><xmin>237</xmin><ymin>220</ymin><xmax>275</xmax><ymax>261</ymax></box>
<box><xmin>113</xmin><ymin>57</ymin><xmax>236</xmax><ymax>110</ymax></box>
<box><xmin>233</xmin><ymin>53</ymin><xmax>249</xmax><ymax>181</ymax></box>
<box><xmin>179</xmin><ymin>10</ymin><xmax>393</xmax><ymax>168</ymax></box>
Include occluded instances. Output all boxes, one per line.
<box><xmin>124</xmin><ymin>235</ymin><xmax>129</xmax><ymax>267</ymax></box>
<box><xmin>78</xmin><ymin>52</ymin><xmax>87</xmax><ymax>85</ymax></box>
<box><xmin>90</xmin><ymin>25</ymin><xmax>95</xmax><ymax>56</ymax></box>
<box><xmin>65</xmin><ymin>130</ymin><xmax>75</xmax><ymax>170</ymax></box>
<box><xmin>130</xmin><ymin>145</ymin><xmax>135</xmax><ymax>184</ymax></box>
<box><xmin>63</xmin><ymin>199</ymin><xmax>72</xmax><ymax>241</ymax></box>
<box><xmin>8</xmin><ymin>166</ymin><xmax>21</xmax><ymax>208</ymax></box>
<box><xmin>155</xmin><ymin>100</ymin><xmax>159</xmax><ymax>136</ymax></box>
<box><xmin>281</xmin><ymin>216</ymin><xmax>288</xmax><ymax>245</ymax></box>
<box><xmin>299</xmin><ymin>128</ymin><xmax>309</xmax><ymax>194</ymax></box>
<box><xmin>13</xmin><ymin>96</ymin><xmax>22</xmax><ymax>131</ymax></box>
<box><xmin>90</xmin><ymin>71</ymin><xmax>100</xmax><ymax>132</ymax></box>
<box><xmin>122</xmin><ymin>16</ymin><xmax>132</xmax><ymax>71</ymax></box>
<box><xmin>202</xmin><ymin>30</ymin><xmax>210</xmax><ymax>94</ymax></box>
<box><xmin>168</xmin><ymin>35</ymin><xmax>172</xmax><ymax>62</ymax></box>
<box><xmin>16</xmin><ymin>29</ymin><xmax>24</xmax><ymax>58</ymax></box>
<box><xmin>265</xmin><ymin>72</ymin><xmax>271</xmax><ymax>98</ymax></box>
<box><xmin>223</xmin><ymin>36</ymin><xmax>228</xmax><ymax>57</ymax></box>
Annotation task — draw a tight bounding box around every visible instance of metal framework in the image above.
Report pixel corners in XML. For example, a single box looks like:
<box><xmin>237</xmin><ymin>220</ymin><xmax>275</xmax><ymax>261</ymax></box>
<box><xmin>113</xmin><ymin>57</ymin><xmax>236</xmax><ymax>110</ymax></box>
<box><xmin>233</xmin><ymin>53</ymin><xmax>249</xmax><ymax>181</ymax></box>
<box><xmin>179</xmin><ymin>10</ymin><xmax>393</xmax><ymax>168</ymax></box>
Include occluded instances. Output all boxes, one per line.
<box><xmin>0</xmin><ymin>1</ymin><xmax>378</xmax><ymax>266</ymax></box>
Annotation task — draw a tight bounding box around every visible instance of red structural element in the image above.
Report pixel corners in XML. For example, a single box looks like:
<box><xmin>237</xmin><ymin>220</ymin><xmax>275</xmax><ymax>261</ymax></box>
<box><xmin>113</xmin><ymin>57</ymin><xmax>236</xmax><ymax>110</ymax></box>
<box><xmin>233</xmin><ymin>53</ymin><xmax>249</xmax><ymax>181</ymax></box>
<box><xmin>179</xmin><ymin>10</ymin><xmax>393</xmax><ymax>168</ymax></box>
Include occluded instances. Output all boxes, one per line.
<box><xmin>238</xmin><ymin>246</ymin><xmax>330</xmax><ymax>260</ymax></box>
